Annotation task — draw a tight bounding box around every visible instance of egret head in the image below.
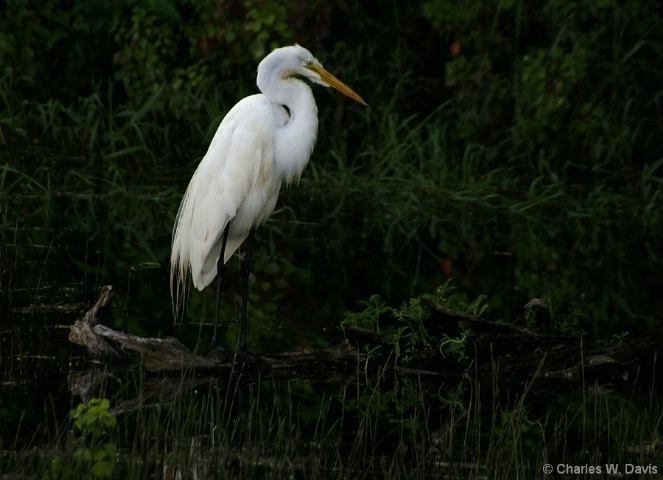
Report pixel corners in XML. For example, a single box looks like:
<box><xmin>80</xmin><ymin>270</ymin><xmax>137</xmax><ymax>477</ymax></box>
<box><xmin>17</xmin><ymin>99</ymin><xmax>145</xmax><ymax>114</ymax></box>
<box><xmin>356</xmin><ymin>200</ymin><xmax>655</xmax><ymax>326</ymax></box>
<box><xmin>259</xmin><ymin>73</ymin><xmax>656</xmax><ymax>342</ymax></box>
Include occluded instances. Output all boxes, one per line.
<box><xmin>257</xmin><ymin>44</ymin><xmax>367</xmax><ymax>106</ymax></box>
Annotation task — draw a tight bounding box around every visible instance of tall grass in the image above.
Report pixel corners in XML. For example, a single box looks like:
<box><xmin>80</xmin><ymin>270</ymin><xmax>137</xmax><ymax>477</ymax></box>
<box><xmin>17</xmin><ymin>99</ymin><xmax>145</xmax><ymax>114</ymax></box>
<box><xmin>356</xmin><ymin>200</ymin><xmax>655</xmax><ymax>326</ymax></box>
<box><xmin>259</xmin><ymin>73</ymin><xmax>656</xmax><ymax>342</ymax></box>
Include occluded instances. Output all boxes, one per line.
<box><xmin>2</xmin><ymin>67</ymin><xmax>661</xmax><ymax>343</ymax></box>
<box><xmin>3</xmin><ymin>0</ymin><xmax>663</xmax><ymax>339</ymax></box>
<box><xmin>1</xmin><ymin>3</ymin><xmax>661</xmax><ymax>478</ymax></box>
<box><xmin>288</xmin><ymin>93</ymin><xmax>662</xmax><ymax>336</ymax></box>
<box><xmin>1</xmin><ymin>355</ymin><xmax>660</xmax><ymax>479</ymax></box>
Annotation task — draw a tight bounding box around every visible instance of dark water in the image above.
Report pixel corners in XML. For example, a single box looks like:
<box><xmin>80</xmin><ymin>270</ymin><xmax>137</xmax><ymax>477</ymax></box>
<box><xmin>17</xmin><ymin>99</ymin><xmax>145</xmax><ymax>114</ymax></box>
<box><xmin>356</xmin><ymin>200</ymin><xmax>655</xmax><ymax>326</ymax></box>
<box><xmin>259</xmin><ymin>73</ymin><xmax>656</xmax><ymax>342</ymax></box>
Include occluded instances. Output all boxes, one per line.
<box><xmin>0</xmin><ymin>176</ymin><xmax>484</xmax><ymax>479</ymax></box>
<box><xmin>1</xmin><ymin>258</ymin><xmax>466</xmax><ymax>478</ymax></box>
<box><xmin>2</xmin><ymin>167</ymin><xmax>662</xmax><ymax>479</ymax></box>
<box><xmin>1</xmin><ymin>247</ymin><xmax>322</xmax><ymax>409</ymax></box>
<box><xmin>0</xmin><ymin>173</ymin><xmax>351</xmax><ymax>452</ymax></box>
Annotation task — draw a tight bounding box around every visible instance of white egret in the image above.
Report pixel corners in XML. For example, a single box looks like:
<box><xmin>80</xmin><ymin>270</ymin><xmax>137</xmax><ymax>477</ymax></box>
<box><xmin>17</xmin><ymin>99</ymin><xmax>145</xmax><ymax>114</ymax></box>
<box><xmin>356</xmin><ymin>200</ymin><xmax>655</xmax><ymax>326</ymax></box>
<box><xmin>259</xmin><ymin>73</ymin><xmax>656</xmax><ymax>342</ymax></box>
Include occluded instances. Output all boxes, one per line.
<box><xmin>170</xmin><ymin>44</ymin><xmax>367</xmax><ymax>353</ymax></box>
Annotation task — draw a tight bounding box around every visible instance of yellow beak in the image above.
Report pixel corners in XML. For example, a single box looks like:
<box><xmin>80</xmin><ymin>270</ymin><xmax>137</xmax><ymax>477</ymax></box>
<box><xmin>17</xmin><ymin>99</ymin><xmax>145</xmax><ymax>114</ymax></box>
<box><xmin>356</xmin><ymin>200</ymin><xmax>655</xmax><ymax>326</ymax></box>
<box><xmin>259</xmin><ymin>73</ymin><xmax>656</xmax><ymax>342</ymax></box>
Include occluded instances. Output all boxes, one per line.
<box><xmin>308</xmin><ymin>64</ymin><xmax>368</xmax><ymax>106</ymax></box>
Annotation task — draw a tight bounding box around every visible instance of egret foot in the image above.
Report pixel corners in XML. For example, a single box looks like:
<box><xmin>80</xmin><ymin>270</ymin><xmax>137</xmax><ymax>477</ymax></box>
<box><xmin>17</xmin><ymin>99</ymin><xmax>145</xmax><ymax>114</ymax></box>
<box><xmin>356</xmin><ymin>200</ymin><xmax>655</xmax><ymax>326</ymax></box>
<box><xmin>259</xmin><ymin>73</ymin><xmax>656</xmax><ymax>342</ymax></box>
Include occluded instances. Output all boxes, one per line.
<box><xmin>206</xmin><ymin>344</ymin><xmax>270</xmax><ymax>371</ymax></box>
<box><xmin>207</xmin><ymin>344</ymin><xmax>236</xmax><ymax>364</ymax></box>
<box><xmin>230</xmin><ymin>348</ymin><xmax>272</xmax><ymax>371</ymax></box>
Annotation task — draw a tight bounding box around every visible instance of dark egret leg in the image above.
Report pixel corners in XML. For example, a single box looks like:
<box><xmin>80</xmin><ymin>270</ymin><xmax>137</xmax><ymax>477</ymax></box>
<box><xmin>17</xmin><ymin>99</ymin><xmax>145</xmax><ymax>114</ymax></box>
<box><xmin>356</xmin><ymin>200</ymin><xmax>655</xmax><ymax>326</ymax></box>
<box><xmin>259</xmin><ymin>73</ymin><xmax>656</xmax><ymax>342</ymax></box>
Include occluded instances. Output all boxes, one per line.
<box><xmin>239</xmin><ymin>228</ymin><xmax>255</xmax><ymax>352</ymax></box>
<box><xmin>211</xmin><ymin>225</ymin><xmax>231</xmax><ymax>349</ymax></box>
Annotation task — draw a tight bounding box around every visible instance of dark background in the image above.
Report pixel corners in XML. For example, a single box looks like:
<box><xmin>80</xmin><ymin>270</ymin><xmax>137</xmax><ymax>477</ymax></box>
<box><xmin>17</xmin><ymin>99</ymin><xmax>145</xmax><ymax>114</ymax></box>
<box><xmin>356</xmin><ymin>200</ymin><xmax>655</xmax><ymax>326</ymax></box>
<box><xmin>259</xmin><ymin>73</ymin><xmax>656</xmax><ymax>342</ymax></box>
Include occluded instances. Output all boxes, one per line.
<box><xmin>1</xmin><ymin>0</ymin><xmax>662</xmax><ymax>350</ymax></box>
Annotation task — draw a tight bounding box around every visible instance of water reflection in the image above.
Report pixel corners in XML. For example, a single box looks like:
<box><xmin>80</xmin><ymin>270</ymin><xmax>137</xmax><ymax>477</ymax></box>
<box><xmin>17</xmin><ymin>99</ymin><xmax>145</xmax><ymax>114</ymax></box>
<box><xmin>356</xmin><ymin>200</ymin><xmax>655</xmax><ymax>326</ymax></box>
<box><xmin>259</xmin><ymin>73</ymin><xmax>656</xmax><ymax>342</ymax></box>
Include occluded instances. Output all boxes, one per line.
<box><xmin>2</xmin><ymin>191</ymin><xmax>662</xmax><ymax>478</ymax></box>
<box><xmin>2</xmin><ymin>271</ymin><xmax>476</xmax><ymax>477</ymax></box>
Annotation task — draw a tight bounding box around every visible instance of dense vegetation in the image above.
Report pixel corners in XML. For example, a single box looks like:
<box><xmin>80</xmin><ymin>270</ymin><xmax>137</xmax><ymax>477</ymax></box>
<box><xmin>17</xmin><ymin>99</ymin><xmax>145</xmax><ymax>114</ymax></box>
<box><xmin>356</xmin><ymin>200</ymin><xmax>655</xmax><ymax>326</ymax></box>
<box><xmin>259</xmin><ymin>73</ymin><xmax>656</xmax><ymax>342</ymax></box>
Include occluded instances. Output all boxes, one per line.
<box><xmin>2</xmin><ymin>2</ymin><xmax>662</xmax><ymax>478</ymax></box>
<box><xmin>2</xmin><ymin>0</ymin><xmax>662</xmax><ymax>342</ymax></box>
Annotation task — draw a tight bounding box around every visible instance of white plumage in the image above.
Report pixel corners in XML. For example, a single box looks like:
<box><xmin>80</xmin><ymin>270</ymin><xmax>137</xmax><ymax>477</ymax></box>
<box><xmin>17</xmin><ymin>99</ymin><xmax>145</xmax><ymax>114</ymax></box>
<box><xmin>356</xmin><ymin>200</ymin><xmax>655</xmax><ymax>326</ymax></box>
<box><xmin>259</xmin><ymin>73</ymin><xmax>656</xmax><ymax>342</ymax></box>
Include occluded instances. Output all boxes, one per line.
<box><xmin>169</xmin><ymin>44</ymin><xmax>366</xmax><ymax>345</ymax></box>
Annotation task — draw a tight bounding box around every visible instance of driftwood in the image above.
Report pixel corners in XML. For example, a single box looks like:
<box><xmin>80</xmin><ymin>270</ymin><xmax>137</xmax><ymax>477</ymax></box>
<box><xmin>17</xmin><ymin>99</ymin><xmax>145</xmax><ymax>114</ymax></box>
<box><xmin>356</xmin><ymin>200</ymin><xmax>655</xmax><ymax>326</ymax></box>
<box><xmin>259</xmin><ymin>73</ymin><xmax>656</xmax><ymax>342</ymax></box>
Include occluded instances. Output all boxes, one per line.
<box><xmin>69</xmin><ymin>285</ymin><xmax>662</xmax><ymax>406</ymax></box>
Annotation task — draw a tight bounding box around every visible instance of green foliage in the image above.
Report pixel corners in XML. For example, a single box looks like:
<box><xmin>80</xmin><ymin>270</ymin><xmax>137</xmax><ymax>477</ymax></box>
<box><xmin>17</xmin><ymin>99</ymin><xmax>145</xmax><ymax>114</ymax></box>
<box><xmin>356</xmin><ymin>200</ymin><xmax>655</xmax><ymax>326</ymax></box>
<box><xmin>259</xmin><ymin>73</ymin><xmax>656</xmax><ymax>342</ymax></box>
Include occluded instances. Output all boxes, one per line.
<box><xmin>70</xmin><ymin>398</ymin><xmax>117</xmax><ymax>436</ymax></box>
<box><xmin>391</xmin><ymin>281</ymin><xmax>486</xmax><ymax>363</ymax></box>
<box><xmin>342</xmin><ymin>376</ymin><xmax>432</xmax><ymax>445</ymax></box>
<box><xmin>301</xmin><ymin>0</ymin><xmax>662</xmax><ymax>337</ymax></box>
<box><xmin>2</xmin><ymin>2</ymin><xmax>663</xmax><ymax>478</ymax></box>
<box><xmin>341</xmin><ymin>294</ymin><xmax>393</xmax><ymax>332</ymax></box>
<box><xmin>428</xmin><ymin>280</ymin><xmax>488</xmax><ymax>317</ymax></box>
<box><xmin>342</xmin><ymin>281</ymin><xmax>485</xmax><ymax>364</ymax></box>
<box><xmin>111</xmin><ymin>0</ymin><xmax>331</xmax><ymax>118</ymax></box>
<box><xmin>438</xmin><ymin>329</ymin><xmax>472</xmax><ymax>362</ymax></box>
<box><xmin>50</xmin><ymin>398</ymin><xmax>117</xmax><ymax>479</ymax></box>
<box><xmin>553</xmin><ymin>309</ymin><xmax>588</xmax><ymax>337</ymax></box>
<box><xmin>0</xmin><ymin>1</ymin><xmax>120</xmax><ymax>100</ymax></box>
<box><xmin>1</xmin><ymin>0</ymin><xmax>662</xmax><ymax>348</ymax></box>
<box><xmin>1</xmin><ymin>351</ymin><xmax>658</xmax><ymax>479</ymax></box>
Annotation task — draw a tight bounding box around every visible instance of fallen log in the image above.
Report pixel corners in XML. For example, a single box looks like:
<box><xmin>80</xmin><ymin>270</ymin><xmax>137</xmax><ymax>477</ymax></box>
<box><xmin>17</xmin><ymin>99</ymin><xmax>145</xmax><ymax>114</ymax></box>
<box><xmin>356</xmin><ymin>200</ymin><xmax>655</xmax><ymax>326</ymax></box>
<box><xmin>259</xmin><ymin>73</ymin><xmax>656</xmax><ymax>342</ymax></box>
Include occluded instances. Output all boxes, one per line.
<box><xmin>69</xmin><ymin>286</ymin><xmax>662</xmax><ymax>406</ymax></box>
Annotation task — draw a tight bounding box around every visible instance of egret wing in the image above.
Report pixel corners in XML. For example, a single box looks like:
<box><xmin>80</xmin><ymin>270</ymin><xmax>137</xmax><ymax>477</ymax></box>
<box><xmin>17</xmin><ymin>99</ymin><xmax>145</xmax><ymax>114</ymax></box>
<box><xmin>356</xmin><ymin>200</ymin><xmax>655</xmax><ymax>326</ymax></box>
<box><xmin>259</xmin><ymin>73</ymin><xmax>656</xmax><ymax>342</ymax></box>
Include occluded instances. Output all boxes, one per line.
<box><xmin>170</xmin><ymin>95</ymin><xmax>279</xmax><ymax>307</ymax></box>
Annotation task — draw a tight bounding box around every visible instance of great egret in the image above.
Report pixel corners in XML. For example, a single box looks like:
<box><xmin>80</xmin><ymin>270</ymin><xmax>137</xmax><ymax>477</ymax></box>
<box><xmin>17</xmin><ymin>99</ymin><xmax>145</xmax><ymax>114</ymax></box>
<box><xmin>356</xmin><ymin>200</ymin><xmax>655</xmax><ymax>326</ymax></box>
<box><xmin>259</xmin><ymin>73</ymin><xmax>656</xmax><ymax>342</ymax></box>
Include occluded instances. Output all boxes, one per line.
<box><xmin>170</xmin><ymin>44</ymin><xmax>367</xmax><ymax>353</ymax></box>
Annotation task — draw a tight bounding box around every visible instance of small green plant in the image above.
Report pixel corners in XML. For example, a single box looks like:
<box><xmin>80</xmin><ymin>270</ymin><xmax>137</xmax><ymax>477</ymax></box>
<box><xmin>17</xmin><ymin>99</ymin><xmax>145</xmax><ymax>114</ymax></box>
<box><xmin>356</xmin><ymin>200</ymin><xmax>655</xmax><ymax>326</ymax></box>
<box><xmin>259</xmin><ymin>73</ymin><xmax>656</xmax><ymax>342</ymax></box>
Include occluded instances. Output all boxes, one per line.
<box><xmin>50</xmin><ymin>398</ymin><xmax>117</xmax><ymax>479</ymax></box>
<box><xmin>341</xmin><ymin>282</ymin><xmax>485</xmax><ymax>364</ymax></box>
<box><xmin>393</xmin><ymin>282</ymin><xmax>484</xmax><ymax>362</ymax></box>
<box><xmin>341</xmin><ymin>294</ymin><xmax>393</xmax><ymax>333</ymax></box>
<box><xmin>553</xmin><ymin>309</ymin><xmax>588</xmax><ymax>337</ymax></box>
<box><xmin>428</xmin><ymin>280</ymin><xmax>488</xmax><ymax>317</ymax></box>
<box><xmin>439</xmin><ymin>329</ymin><xmax>472</xmax><ymax>362</ymax></box>
<box><xmin>598</xmin><ymin>331</ymin><xmax>630</xmax><ymax>346</ymax></box>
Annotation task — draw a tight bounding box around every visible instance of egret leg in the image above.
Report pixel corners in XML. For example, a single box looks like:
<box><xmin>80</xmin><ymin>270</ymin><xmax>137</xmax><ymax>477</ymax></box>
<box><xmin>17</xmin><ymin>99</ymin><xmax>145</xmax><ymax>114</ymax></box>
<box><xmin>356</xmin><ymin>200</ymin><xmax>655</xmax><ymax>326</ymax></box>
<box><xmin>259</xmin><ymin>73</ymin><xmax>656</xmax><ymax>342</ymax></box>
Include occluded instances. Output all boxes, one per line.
<box><xmin>211</xmin><ymin>225</ymin><xmax>231</xmax><ymax>349</ymax></box>
<box><xmin>239</xmin><ymin>228</ymin><xmax>255</xmax><ymax>352</ymax></box>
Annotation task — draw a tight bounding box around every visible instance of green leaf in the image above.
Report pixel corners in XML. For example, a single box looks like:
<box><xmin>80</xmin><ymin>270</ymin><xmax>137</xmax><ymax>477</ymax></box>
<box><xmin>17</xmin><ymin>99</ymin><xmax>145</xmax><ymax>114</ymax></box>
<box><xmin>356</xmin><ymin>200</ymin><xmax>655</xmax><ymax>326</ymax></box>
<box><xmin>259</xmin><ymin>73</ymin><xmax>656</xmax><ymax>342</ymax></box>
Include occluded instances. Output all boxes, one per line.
<box><xmin>91</xmin><ymin>460</ymin><xmax>114</xmax><ymax>478</ymax></box>
<box><xmin>73</xmin><ymin>447</ymin><xmax>93</xmax><ymax>462</ymax></box>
